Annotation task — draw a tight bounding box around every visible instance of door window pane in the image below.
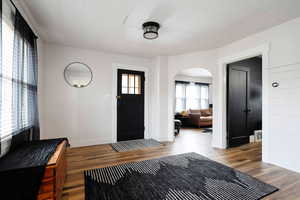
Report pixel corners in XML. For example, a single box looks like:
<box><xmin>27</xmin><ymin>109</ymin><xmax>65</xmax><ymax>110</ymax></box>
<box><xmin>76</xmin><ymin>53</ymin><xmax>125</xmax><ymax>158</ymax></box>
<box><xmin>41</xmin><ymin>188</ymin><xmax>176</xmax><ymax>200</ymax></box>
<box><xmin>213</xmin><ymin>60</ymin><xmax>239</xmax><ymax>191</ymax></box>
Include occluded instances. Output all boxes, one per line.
<box><xmin>122</xmin><ymin>88</ymin><xmax>128</xmax><ymax>94</ymax></box>
<box><xmin>121</xmin><ymin>73</ymin><xmax>142</xmax><ymax>95</ymax></box>
<box><xmin>135</xmin><ymin>75</ymin><xmax>141</xmax><ymax>94</ymax></box>
<box><xmin>121</xmin><ymin>74</ymin><xmax>128</xmax><ymax>94</ymax></box>
<box><xmin>129</xmin><ymin>74</ymin><xmax>135</xmax><ymax>94</ymax></box>
<box><xmin>122</xmin><ymin>74</ymin><xmax>128</xmax><ymax>87</ymax></box>
<box><xmin>129</xmin><ymin>74</ymin><xmax>135</xmax><ymax>87</ymax></box>
<box><xmin>129</xmin><ymin>88</ymin><xmax>135</xmax><ymax>94</ymax></box>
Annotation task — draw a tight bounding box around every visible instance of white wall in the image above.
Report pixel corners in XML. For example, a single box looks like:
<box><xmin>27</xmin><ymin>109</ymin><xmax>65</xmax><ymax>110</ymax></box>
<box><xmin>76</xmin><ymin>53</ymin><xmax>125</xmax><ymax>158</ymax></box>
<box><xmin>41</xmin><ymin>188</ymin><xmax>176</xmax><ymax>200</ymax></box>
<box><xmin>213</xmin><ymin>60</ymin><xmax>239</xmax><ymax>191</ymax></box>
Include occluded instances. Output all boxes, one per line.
<box><xmin>154</xmin><ymin>57</ymin><xmax>171</xmax><ymax>141</ymax></box>
<box><xmin>41</xmin><ymin>43</ymin><xmax>153</xmax><ymax>147</ymax></box>
<box><xmin>20</xmin><ymin>0</ymin><xmax>300</xmax><ymax>173</ymax></box>
<box><xmin>166</xmin><ymin>17</ymin><xmax>300</xmax><ymax>173</ymax></box>
<box><xmin>217</xmin><ymin>17</ymin><xmax>300</xmax><ymax>173</ymax></box>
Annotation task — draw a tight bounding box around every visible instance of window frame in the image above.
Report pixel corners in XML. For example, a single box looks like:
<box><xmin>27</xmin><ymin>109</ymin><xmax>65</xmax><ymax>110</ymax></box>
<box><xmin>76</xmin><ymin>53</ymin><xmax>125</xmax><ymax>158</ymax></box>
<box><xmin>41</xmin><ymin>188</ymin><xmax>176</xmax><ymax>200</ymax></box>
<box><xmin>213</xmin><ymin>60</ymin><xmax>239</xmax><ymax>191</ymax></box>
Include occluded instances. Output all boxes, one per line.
<box><xmin>121</xmin><ymin>73</ymin><xmax>142</xmax><ymax>95</ymax></box>
<box><xmin>175</xmin><ymin>81</ymin><xmax>210</xmax><ymax>112</ymax></box>
<box><xmin>0</xmin><ymin>4</ymin><xmax>36</xmax><ymax>141</ymax></box>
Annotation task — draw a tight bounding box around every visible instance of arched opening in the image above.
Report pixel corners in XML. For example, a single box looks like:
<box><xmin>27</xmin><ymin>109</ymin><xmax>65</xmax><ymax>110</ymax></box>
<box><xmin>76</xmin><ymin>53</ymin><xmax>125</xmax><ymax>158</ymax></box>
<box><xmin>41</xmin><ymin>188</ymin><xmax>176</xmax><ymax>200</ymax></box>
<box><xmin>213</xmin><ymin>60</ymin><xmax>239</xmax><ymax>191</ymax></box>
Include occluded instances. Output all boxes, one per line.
<box><xmin>172</xmin><ymin>67</ymin><xmax>214</xmax><ymax>153</ymax></box>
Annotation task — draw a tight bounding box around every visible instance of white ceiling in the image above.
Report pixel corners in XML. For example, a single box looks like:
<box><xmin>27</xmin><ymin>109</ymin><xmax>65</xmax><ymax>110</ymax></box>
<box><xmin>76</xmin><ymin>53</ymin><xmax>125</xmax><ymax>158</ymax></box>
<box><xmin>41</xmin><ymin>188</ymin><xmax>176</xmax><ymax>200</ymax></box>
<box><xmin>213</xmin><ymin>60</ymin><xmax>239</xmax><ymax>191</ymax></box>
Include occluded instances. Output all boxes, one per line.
<box><xmin>178</xmin><ymin>68</ymin><xmax>212</xmax><ymax>78</ymax></box>
<box><xmin>23</xmin><ymin>0</ymin><xmax>300</xmax><ymax>58</ymax></box>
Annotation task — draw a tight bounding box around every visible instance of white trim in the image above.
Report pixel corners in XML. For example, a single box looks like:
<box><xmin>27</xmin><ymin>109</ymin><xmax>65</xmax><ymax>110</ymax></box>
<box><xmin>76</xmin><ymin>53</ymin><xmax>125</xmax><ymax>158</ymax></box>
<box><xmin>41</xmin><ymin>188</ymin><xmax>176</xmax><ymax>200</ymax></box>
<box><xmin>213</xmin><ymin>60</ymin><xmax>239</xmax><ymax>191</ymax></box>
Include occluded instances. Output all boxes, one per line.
<box><xmin>112</xmin><ymin>64</ymin><xmax>149</xmax><ymax>143</ymax></box>
<box><xmin>71</xmin><ymin>137</ymin><xmax>112</xmax><ymax>148</ymax></box>
<box><xmin>215</xmin><ymin>43</ymin><xmax>270</xmax><ymax>163</ymax></box>
<box><xmin>167</xmin><ymin>76</ymin><xmax>176</xmax><ymax>142</ymax></box>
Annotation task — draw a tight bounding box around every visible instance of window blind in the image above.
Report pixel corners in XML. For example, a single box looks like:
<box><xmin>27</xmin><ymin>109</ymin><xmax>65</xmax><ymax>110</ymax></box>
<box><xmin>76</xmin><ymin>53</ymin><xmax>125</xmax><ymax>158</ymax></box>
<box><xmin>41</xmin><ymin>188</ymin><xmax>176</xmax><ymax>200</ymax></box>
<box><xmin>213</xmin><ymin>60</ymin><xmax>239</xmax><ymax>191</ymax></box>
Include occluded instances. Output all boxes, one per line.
<box><xmin>0</xmin><ymin>0</ymin><xmax>39</xmax><ymax>143</ymax></box>
<box><xmin>175</xmin><ymin>81</ymin><xmax>209</xmax><ymax>112</ymax></box>
<box><xmin>1</xmin><ymin>1</ymin><xmax>15</xmax><ymax>141</ymax></box>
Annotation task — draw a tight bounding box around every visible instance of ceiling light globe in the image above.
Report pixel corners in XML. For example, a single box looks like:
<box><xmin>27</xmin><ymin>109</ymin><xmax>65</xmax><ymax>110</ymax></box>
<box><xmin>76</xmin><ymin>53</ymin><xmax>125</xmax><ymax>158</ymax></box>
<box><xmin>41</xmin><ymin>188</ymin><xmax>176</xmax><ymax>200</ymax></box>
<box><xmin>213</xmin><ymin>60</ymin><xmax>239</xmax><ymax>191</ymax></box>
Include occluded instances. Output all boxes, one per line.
<box><xmin>142</xmin><ymin>21</ymin><xmax>160</xmax><ymax>40</ymax></box>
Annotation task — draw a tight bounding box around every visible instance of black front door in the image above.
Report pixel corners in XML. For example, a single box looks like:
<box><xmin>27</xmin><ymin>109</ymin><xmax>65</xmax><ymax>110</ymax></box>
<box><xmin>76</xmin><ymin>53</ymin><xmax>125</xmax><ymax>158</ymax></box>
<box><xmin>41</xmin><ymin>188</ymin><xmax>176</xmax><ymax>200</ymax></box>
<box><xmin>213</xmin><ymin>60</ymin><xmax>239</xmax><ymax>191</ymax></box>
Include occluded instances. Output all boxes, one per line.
<box><xmin>117</xmin><ymin>69</ymin><xmax>145</xmax><ymax>141</ymax></box>
<box><xmin>227</xmin><ymin>65</ymin><xmax>250</xmax><ymax>147</ymax></box>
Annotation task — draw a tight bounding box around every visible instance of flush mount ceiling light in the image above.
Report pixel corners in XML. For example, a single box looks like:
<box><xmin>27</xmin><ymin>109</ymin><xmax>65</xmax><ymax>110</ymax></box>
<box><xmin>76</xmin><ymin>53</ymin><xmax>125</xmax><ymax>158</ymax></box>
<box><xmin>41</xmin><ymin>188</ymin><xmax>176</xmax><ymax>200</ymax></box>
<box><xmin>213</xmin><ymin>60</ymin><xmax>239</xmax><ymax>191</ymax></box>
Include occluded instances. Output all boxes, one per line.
<box><xmin>142</xmin><ymin>21</ymin><xmax>160</xmax><ymax>40</ymax></box>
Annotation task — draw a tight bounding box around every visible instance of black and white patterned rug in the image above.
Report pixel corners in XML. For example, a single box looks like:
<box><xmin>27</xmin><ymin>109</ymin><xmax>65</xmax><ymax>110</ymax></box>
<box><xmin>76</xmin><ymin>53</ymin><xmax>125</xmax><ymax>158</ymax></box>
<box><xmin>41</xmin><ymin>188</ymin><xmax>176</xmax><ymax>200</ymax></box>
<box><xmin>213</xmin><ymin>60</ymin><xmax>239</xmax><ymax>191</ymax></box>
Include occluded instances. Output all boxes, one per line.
<box><xmin>84</xmin><ymin>153</ymin><xmax>278</xmax><ymax>200</ymax></box>
<box><xmin>111</xmin><ymin>139</ymin><xmax>162</xmax><ymax>152</ymax></box>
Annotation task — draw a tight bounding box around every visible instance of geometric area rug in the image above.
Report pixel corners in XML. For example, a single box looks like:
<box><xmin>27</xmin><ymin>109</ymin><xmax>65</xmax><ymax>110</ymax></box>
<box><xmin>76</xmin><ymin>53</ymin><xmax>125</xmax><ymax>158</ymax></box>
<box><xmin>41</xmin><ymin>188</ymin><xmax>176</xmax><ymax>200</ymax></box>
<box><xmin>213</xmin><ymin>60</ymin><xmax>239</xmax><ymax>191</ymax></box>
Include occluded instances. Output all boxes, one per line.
<box><xmin>84</xmin><ymin>153</ymin><xmax>278</xmax><ymax>200</ymax></box>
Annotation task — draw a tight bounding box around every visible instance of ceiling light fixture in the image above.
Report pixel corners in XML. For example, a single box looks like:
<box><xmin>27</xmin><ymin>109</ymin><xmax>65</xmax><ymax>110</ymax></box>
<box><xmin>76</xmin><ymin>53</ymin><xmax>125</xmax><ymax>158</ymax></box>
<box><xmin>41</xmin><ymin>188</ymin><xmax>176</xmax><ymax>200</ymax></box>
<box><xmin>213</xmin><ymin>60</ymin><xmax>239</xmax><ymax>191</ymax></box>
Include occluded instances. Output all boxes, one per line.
<box><xmin>142</xmin><ymin>21</ymin><xmax>160</xmax><ymax>40</ymax></box>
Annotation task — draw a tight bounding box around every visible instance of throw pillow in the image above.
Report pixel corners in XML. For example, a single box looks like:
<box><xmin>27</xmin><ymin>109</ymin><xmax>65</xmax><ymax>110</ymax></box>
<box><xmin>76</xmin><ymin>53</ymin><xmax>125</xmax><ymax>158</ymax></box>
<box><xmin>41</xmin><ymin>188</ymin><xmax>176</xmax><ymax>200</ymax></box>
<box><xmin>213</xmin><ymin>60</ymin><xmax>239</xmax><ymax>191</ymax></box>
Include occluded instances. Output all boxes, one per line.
<box><xmin>180</xmin><ymin>111</ymin><xmax>189</xmax><ymax>117</ymax></box>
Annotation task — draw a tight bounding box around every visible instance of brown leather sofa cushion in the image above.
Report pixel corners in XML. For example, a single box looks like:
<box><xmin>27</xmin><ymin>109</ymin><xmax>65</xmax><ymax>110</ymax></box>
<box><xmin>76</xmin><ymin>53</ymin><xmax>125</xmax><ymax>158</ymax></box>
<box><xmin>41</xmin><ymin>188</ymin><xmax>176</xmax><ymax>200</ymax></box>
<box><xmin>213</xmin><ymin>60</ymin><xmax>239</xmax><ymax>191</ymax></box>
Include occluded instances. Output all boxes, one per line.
<box><xmin>200</xmin><ymin>116</ymin><xmax>212</xmax><ymax>122</ymax></box>
<box><xmin>187</xmin><ymin>108</ymin><xmax>213</xmax><ymax>127</ymax></box>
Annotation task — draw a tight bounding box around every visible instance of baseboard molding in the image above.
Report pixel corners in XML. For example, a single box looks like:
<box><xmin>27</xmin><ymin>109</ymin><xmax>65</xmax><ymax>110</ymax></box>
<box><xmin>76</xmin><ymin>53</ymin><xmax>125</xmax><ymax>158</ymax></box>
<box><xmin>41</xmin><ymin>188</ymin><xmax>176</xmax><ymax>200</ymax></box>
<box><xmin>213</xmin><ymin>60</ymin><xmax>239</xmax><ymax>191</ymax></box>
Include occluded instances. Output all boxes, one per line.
<box><xmin>212</xmin><ymin>139</ymin><xmax>226</xmax><ymax>149</ymax></box>
<box><xmin>68</xmin><ymin>138</ymin><xmax>113</xmax><ymax>148</ymax></box>
<box><xmin>158</xmin><ymin>136</ymin><xmax>174</xmax><ymax>143</ymax></box>
<box><xmin>269</xmin><ymin>159</ymin><xmax>300</xmax><ymax>174</ymax></box>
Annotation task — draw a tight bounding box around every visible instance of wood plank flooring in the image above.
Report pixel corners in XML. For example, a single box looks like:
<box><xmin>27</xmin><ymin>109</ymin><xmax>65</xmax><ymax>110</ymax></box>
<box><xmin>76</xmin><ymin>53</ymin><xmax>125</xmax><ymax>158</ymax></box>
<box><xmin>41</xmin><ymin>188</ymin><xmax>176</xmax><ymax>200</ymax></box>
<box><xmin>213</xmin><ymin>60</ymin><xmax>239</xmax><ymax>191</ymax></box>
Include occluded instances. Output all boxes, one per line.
<box><xmin>62</xmin><ymin>130</ymin><xmax>300</xmax><ymax>199</ymax></box>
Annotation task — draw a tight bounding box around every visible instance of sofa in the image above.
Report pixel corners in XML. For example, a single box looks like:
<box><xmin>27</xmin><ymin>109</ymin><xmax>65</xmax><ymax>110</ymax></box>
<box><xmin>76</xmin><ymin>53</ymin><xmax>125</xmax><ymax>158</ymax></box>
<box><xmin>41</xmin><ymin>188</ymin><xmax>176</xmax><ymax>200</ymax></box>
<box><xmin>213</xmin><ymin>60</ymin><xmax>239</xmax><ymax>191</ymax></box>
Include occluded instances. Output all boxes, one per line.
<box><xmin>189</xmin><ymin>108</ymin><xmax>213</xmax><ymax>127</ymax></box>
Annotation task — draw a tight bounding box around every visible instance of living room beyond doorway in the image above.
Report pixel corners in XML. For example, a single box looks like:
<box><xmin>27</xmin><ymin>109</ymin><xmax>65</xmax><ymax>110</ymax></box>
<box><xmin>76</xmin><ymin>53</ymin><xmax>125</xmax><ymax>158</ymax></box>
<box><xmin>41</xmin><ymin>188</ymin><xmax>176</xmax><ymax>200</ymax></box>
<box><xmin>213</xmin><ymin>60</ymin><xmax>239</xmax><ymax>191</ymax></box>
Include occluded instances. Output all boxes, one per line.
<box><xmin>173</xmin><ymin>68</ymin><xmax>213</xmax><ymax>142</ymax></box>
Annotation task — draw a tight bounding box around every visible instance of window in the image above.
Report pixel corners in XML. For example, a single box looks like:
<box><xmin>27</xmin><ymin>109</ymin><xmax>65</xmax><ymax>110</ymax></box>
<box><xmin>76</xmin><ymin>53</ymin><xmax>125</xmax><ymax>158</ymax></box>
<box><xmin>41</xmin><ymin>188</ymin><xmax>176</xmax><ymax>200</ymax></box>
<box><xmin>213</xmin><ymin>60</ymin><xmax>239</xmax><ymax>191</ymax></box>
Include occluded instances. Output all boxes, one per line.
<box><xmin>1</xmin><ymin>5</ymin><xmax>15</xmax><ymax>140</ymax></box>
<box><xmin>122</xmin><ymin>74</ymin><xmax>141</xmax><ymax>95</ymax></box>
<box><xmin>175</xmin><ymin>81</ymin><xmax>209</xmax><ymax>112</ymax></box>
<box><xmin>200</xmin><ymin>85</ymin><xmax>209</xmax><ymax>109</ymax></box>
<box><xmin>175</xmin><ymin>82</ymin><xmax>186</xmax><ymax>112</ymax></box>
<box><xmin>0</xmin><ymin>0</ymin><xmax>39</xmax><ymax>142</ymax></box>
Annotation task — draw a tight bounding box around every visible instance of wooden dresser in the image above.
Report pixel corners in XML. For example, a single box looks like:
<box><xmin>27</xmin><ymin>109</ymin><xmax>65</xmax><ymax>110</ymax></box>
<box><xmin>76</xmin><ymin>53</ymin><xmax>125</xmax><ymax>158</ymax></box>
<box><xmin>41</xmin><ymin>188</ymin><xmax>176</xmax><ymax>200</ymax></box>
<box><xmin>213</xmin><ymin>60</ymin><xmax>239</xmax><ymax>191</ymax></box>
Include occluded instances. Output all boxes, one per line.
<box><xmin>37</xmin><ymin>141</ymin><xmax>68</xmax><ymax>200</ymax></box>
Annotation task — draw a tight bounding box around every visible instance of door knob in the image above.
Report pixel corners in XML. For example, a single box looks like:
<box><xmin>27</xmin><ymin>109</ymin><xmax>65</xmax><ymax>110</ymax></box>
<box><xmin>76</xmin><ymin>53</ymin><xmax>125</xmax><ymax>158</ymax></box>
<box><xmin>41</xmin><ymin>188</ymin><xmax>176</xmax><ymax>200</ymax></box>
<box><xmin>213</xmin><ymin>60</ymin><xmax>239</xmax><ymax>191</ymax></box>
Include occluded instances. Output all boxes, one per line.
<box><xmin>243</xmin><ymin>109</ymin><xmax>251</xmax><ymax>113</ymax></box>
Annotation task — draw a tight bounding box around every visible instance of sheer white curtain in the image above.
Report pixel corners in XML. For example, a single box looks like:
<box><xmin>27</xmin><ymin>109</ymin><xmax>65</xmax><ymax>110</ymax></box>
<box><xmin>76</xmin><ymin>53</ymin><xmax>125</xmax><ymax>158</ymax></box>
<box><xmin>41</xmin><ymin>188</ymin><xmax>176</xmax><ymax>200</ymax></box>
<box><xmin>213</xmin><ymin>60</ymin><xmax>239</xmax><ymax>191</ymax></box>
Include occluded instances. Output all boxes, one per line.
<box><xmin>200</xmin><ymin>85</ymin><xmax>209</xmax><ymax>109</ymax></box>
<box><xmin>0</xmin><ymin>0</ymin><xmax>39</xmax><ymax>147</ymax></box>
<box><xmin>175</xmin><ymin>82</ymin><xmax>209</xmax><ymax>112</ymax></box>
<box><xmin>186</xmin><ymin>83</ymin><xmax>201</xmax><ymax>110</ymax></box>
<box><xmin>175</xmin><ymin>82</ymin><xmax>186</xmax><ymax>112</ymax></box>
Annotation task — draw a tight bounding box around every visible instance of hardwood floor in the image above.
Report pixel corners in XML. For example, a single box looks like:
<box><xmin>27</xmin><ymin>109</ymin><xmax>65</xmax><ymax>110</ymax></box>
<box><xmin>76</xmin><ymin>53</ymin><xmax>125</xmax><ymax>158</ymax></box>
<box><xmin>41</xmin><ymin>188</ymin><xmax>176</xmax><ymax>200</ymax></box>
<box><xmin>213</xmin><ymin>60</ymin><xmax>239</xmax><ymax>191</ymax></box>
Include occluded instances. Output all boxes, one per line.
<box><xmin>62</xmin><ymin>131</ymin><xmax>300</xmax><ymax>199</ymax></box>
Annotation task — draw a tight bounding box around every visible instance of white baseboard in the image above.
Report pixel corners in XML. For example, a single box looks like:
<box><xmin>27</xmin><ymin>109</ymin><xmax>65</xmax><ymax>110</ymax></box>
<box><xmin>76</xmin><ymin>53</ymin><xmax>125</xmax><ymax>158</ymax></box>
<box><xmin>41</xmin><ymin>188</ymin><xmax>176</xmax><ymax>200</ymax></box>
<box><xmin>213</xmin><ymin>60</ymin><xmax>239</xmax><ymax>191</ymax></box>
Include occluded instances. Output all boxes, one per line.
<box><xmin>68</xmin><ymin>137</ymin><xmax>113</xmax><ymax>148</ymax></box>
<box><xmin>269</xmin><ymin>159</ymin><xmax>300</xmax><ymax>174</ymax></box>
<box><xmin>158</xmin><ymin>136</ymin><xmax>174</xmax><ymax>143</ymax></box>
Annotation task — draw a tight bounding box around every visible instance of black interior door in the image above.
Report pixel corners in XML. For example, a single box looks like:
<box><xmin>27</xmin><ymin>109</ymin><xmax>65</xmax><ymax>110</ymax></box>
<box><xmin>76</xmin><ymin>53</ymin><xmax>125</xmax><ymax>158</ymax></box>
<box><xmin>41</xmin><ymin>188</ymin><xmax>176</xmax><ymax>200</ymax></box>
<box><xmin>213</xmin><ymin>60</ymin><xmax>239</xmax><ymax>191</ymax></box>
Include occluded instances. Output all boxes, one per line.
<box><xmin>117</xmin><ymin>69</ymin><xmax>145</xmax><ymax>141</ymax></box>
<box><xmin>227</xmin><ymin>57</ymin><xmax>262</xmax><ymax>148</ymax></box>
<box><xmin>227</xmin><ymin>66</ymin><xmax>250</xmax><ymax>147</ymax></box>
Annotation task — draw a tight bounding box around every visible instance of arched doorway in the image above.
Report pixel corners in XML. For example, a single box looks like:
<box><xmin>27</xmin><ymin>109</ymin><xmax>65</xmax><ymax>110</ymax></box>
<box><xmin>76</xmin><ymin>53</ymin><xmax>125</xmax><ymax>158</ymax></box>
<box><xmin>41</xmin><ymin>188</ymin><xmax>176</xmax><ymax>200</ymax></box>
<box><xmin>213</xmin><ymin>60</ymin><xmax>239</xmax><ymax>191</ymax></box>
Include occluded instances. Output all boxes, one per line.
<box><xmin>172</xmin><ymin>67</ymin><xmax>214</xmax><ymax>153</ymax></box>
